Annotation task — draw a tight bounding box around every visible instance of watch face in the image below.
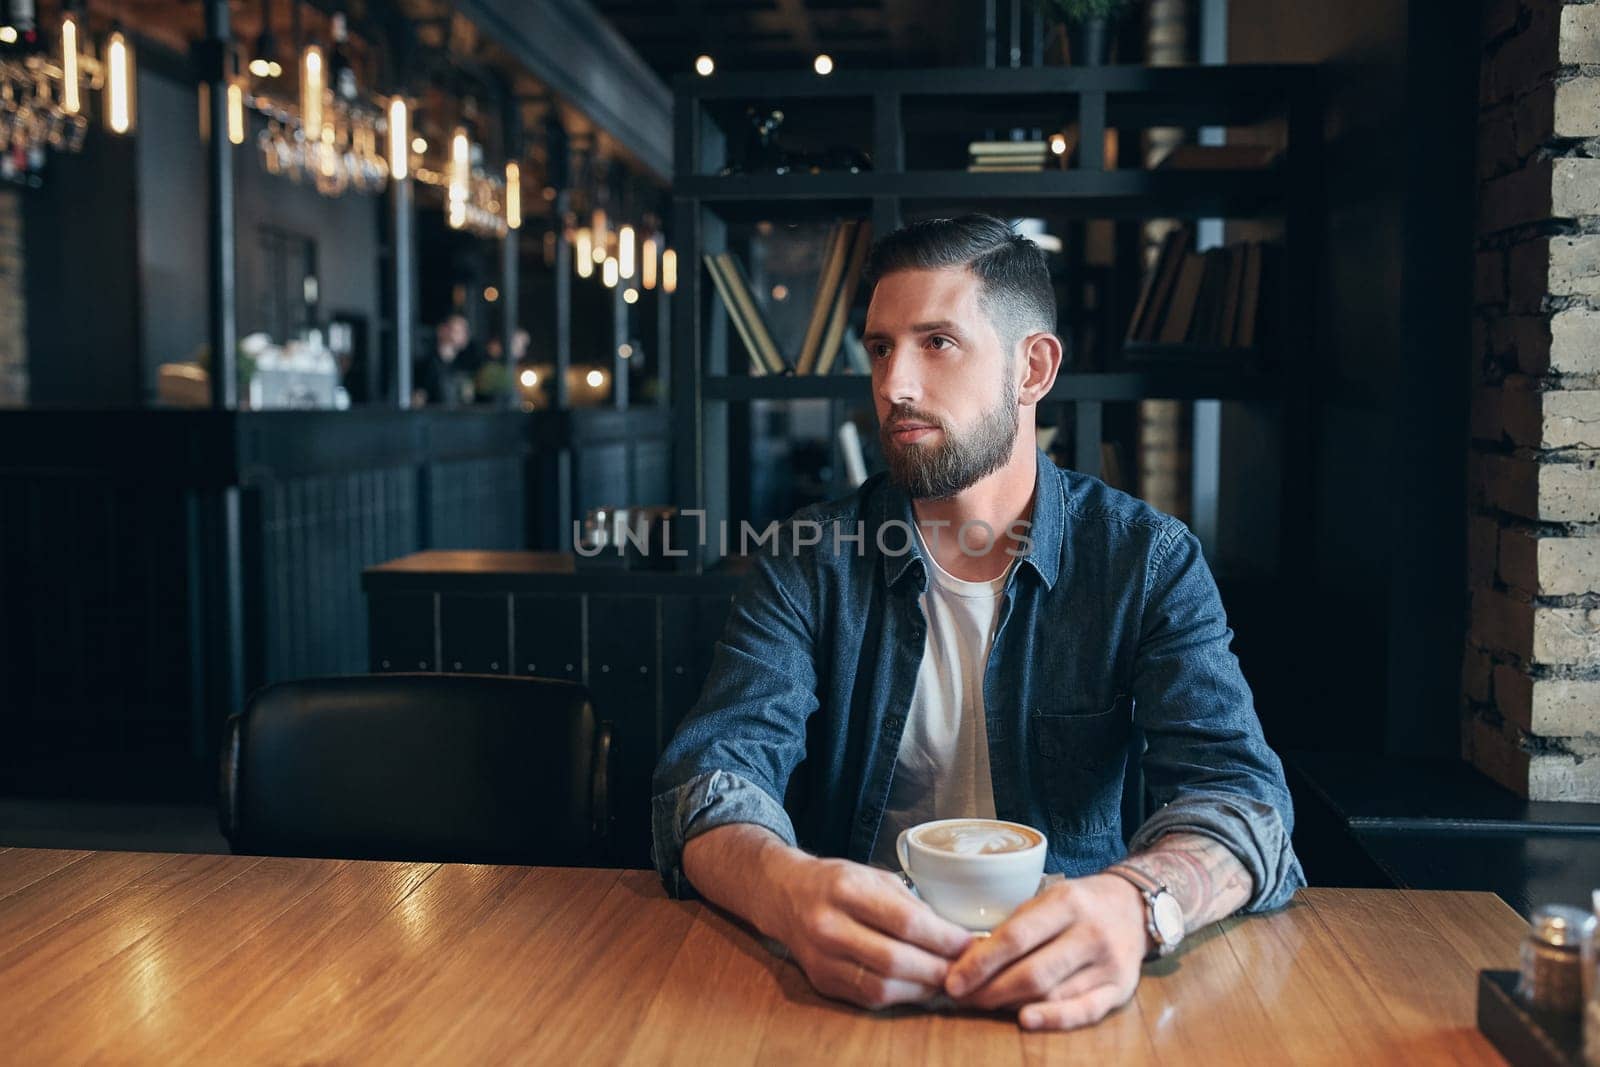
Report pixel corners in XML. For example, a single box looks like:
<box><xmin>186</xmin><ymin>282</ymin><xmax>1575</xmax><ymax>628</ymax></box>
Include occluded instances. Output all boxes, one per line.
<box><xmin>1152</xmin><ymin>892</ymin><xmax>1185</xmax><ymax>944</ymax></box>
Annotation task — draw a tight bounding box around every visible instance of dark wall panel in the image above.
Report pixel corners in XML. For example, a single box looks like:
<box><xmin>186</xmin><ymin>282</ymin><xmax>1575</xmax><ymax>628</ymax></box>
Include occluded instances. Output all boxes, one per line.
<box><xmin>0</xmin><ymin>477</ymin><xmax>193</xmax><ymax>763</ymax></box>
<box><xmin>256</xmin><ymin>467</ymin><xmax>421</xmax><ymax>685</ymax></box>
<box><xmin>427</xmin><ymin>456</ymin><xmax>525</xmax><ymax>550</ymax></box>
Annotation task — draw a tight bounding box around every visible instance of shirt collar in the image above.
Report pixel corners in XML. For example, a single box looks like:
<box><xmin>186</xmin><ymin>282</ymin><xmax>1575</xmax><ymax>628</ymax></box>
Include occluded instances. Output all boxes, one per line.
<box><xmin>875</xmin><ymin>448</ymin><xmax>1063</xmax><ymax>594</ymax></box>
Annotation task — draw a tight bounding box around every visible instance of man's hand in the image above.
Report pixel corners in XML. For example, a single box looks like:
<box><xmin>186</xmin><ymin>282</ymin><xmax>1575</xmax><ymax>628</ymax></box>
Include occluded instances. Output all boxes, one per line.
<box><xmin>767</xmin><ymin>853</ymin><xmax>976</xmax><ymax>1010</ymax></box>
<box><xmin>943</xmin><ymin>833</ymin><xmax>1255</xmax><ymax>1030</ymax></box>
<box><xmin>681</xmin><ymin>824</ymin><xmax>974</xmax><ymax>1011</ymax></box>
<box><xmin>943</xmin><ymin>873</ymin><xmax>1149</xmax><ymax>1030</ymax></box>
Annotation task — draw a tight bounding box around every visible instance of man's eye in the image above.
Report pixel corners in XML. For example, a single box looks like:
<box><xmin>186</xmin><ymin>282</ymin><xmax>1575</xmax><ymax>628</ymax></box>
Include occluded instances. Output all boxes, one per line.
<box><xmin>928</xmin><ymin>336</ymin><xmax>954</xmax><ymax>350</ymax></box>
<box><xmin>869</xmin><ymin>344</ymin><xmax>889</xmax><ymax>359</ymax></box>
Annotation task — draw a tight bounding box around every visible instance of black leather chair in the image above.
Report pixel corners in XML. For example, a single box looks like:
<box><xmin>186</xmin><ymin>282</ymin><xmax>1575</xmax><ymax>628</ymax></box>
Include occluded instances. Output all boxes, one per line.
<box><xmin>219</xmin><ymin>673</ymin><xmax>613</xmax><ymax>867</ymax></box>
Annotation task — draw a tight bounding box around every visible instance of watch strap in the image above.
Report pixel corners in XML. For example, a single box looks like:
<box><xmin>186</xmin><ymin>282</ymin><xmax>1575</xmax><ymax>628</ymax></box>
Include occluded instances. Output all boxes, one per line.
<box><xmin>1105</xmin><ymin>863</ymin><xmax>1163</xmax><ymax>897</ymax></box>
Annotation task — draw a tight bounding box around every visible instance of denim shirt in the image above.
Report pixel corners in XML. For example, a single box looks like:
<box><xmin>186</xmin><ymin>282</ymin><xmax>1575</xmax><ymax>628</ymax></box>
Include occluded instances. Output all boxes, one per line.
<box><xmin>651</xmin><ymin>449</ymin><xmax>1305</xmax><ymax>913</ymax></box>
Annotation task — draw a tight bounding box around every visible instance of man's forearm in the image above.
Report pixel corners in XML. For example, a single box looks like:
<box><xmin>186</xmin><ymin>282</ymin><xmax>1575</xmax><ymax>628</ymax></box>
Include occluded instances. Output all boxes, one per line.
<box><xmin>681</xmin><ymin>823</ymin><xmax>808</xmax><ymax>939</ymax></box>
<box><xmin>1111</xmin><ymin>832</ymin><xmax>1252</xmax><ymax>932</ymax></box>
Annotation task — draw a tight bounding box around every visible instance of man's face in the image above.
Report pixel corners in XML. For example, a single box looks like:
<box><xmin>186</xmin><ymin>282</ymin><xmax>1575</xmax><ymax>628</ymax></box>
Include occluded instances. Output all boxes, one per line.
<box><xmin>863</xmin><ymin>268</ymin><xmax>1020</xmax><ymax>501</ymax></box>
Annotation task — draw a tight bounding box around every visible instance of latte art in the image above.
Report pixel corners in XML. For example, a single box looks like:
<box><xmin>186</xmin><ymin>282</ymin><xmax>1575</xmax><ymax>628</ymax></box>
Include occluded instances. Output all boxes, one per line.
<box><xmin>913</xmin><ymin>820</ymin><xmax>1042</xmax><ymax>855</ymax></box>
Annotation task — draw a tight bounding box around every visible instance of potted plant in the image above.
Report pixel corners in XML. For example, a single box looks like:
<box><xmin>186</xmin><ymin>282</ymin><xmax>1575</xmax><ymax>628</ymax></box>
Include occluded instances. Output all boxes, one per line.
<box><xmin>1036</xmin><ymin>0</ymin><xmax>1140</xmax><ymax>67</ymax></box>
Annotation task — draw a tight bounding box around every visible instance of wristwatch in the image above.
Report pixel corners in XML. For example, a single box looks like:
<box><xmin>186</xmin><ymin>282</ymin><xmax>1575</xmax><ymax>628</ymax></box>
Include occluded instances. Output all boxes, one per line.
<box><xmin>1105</xmin><ymin>864</ymin><xmax>1185</xmax><ymax>958</ymax></box>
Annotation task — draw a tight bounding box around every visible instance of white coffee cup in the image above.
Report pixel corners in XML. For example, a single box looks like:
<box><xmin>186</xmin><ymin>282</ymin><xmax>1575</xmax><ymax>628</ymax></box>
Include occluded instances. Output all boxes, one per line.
<box><xmin>896</xmin><ymin>818</ymin><xmax>1048</xmax><ymax>932</ymax></box>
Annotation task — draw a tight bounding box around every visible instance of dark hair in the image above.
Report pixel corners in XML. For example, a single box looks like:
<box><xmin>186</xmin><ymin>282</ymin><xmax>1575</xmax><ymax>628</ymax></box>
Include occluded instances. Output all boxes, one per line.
<box><xmin>862</xmin><ymin>213</ymin><xmax>1056</xmax><ymax>351</ymax></box>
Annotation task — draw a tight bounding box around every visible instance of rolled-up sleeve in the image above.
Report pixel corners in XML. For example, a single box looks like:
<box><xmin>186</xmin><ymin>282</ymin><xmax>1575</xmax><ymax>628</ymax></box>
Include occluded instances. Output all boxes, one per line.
<box><xmin>650</xmin><ymin>770</ymin><xmax>799</xmax><ymax>899</ymax></box>
<box><xmin>1128</xmin><ymin>520</ymin><xmax>1306</xmax><ymax>912</ymax></box>
<box><xmin>650</xmin><ymin>532</ymin><xmax>819</xmax><ymax>898</ymax></box>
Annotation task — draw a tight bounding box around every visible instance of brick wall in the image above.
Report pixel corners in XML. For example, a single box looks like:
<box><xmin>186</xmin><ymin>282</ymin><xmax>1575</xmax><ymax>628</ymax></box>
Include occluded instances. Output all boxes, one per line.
<box><xmin>0</xmin><ymin>187</ymin><xmax>25</xmax><ymax>405</ymax></box>
<box><xmin>1468</xmin><ymin>0</ymin><xmax>1600</xmax><ymax>799</ymax></box>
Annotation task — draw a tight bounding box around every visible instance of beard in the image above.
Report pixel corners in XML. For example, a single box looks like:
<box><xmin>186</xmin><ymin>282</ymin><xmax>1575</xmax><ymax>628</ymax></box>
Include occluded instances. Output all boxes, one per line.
<box><xmin>879</xmin><ymin>375</ymin><xmax>1020</xmax><ymax>501</ymax></box>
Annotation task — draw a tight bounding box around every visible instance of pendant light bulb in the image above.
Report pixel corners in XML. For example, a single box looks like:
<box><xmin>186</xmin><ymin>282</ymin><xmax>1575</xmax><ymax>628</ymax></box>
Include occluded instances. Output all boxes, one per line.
<box><xmin>662</xmin><ymin>248</ymin><xmax>677</xmax><ymax>294</ymax></box>
<box><xmin>448</xmin><ymin>127</ymin><xmax>469</xmax><ymax>230</ymax></box>
<box><xmin>226</xmin><ymin>81</ymin><xmax>245</xmax><ymax>144</ymax></box>
<box><xmin>642</xmin><ymin>237</ymin><xmax>658</xmax><ymax>290</ymax></box>
<box><xmin>60</xmin><ymin>14</ymin><xmax>80</xmax><ymax>115</ymax></box>
<box><xmin>105</xmin><ymin>30</ymin><xmax>135</xmax><ymax>134</ymax></box>
<box><xmin>591</xmin><ymin>209</ymin><xmax>607</xmax><ymax>262</ymax></box>
<box><xmin>602</xmin><ymin>257</ymin><xmax>619</xmax><ymax>288</ymax></box>
<box><xmin>301</xmin><ymin>44</ymin><xmax>323</xmax><ymax>142</ymax></box>
<box><xmin>388</xmin><ymin>97</ymin><xmax>408</xmax><ymax>180</ymax></box>
<box><xmin>619</xmin><ymin>225</ymin><xmax>635</xmax><ymax>279</ymax></box>
<box><xmin>505</xmin><ymin>162</ymin><xmax>521</xmax><ymax>230</ymax></box>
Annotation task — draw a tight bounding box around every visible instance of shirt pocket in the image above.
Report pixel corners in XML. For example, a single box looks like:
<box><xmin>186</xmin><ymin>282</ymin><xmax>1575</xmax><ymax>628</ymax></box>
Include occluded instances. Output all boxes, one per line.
<box><xmin>1032</xmin><ymin>693</ymin><xmax>1134</xmax><ymax>838</ymax></box>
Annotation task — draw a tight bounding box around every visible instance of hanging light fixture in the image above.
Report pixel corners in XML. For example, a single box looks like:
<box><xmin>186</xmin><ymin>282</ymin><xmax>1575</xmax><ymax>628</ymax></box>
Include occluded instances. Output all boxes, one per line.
<box><xmin>300</xmin><ymin>41</ymin><xmax>323</xmax><ymax>142</ymax></box>
<box><xmin>388</xmin><ymin>97</ymin><xmax>408</xmax><ymax>180</ymax></box>
<box><xmin>447</xmin><ymin>126</ymin><xmax>469</xmax><ymax>229</ymax></box>
<box><xmin>642</xmin><ymin>236</ymin><xmax>658</xmax><ymax>290</ymax></box>
<box><xmin>662</xmin><ymin>249</ymin><xmax>677</xmax><ymax>294</ymax></box>
<box><xmin>105</xmin><ymin>26</ymin><xmax>135</xmax><ymax>134</ymax></box>
<box><xmin>618</xmin><ymin>225</ymin><xmax>635</xmax><ymax>279</ymax></box>
<box><xmin>226</xmin><ymin>77</ymin><xmax>246</xmax><ymax>145</ymax></box>
<box><xmin>602</xmin><ymin>257</ymin><xmax>618</xmax><ymax>289</ymax></box>
<box><xmin>59</xmin><ymin>11</ymin><xmax>80</xmax><ymax>115</ymax></box>
<box><xmin>591</xmin><ymin>208</ymin><xmax>608</xmax><ymax>263</ymax></box>
<box><xmin>505</xmin><ymin>161</ymin><xmax>521</xmax><ymax>229</ymax></box>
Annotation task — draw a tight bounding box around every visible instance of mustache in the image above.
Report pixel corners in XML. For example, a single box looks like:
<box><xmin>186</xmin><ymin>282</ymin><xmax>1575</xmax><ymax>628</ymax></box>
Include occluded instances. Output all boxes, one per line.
<box><xmin>882</xmin><ymin>405</ymin><xmax>945</xmax><ymax>433</ymax></box>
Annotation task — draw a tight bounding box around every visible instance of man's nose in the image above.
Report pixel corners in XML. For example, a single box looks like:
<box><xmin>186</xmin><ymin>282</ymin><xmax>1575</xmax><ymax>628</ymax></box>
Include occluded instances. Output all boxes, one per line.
<box><xmin>874</xmin><ymin>347</ymin><xmax>921</xmax><ymax>406</ymax></box>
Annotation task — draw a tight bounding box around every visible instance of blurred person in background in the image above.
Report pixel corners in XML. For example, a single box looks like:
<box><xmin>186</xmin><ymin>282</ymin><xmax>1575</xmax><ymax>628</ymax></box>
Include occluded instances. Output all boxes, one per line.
<box><xmin>413</xmin><ymin>313</ymin><xmax>482</xmax><ymax>406</ymax></box>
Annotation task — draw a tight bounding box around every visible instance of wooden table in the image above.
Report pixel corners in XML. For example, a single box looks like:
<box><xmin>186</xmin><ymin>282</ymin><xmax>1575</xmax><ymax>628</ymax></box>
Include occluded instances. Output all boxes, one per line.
<box><xmin>0</xmin><ymin>847</ymin><xmax>1523</xmax><ymax>1064</ymax></box>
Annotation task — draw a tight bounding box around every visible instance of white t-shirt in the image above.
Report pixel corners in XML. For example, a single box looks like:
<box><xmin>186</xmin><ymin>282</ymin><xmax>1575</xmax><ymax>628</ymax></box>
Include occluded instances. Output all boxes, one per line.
<box><xmin>871</xmin><ymin>530</ymin><xmax>1011</xmax><ymax>869</ymax></box>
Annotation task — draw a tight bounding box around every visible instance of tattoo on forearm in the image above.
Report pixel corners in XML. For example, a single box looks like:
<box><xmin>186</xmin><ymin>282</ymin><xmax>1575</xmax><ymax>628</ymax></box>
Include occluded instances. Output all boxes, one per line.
<box><xmin>1116</xmin><ymin>833</ymin><xmax>1253</xmax><ymax>930</ymax></box>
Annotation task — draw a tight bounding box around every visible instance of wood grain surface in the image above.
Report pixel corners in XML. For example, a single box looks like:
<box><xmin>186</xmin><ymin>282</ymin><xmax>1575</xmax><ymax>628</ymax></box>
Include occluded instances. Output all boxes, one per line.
<box><xmin>0</xmin><ymin>849</ymin><xmax>1523</xmax><ymax>1065</ymax></box>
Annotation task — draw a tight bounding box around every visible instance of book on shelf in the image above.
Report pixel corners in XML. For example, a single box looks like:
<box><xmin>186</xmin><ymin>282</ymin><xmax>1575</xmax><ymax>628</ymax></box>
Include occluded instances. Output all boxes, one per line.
<box><xmin>796</xmin><ymin>222</ymin><xmax>856</xmax><ymax>376</ymax></box>
<box><xmin>1187</xmin><ymin>248</ymin><xmax>1228</xmax><ymax>347</ymax></box>
<box><xmin>1154</xmin><ymin>143</ymin><xmax>1283</xmax><ymax>170</ymax></box>
<box><xmin>1157</xmin><ymin>248</ymin><xmax>1206</xmax><ymax>345</ymax></box>
<box><xmin>796</xmin><ymin>219</ymin><xmax>871</xmax><ymax>376</ymax></box>
<box><xmin>815</xmin><ymin>221</ymin><xmax>872</xmax><ymax>376</ymax></box>
<box><xmin>704</xmin><ymin>253</ymin><xmax>767</xmax><ymax>375</ymax></box>
<box><xmin>967</xmin><ymin>140</ymin><xmax>1051</xmax><ymax>156</ymax></box>
<box><xmin>1124</xmin><ymin>230</ymin><xmax>1275</xmax><ymax>353</ymax></box>
<box><xmin>967</xmin><ymin>137</ymin><xmax>1052</xmax><ymax>173</ymax></box>
<box><xmin>1125</xmin><ymin>227</ymin><xmax>1189</xmax><ymax>343</ymax></box>
<box><xmin>719</xmin><ymin>252</ymin><xmax>787</xmax><ymax>374</ymax></box>
<box><xmin>1236</xmin><ymin>243</ymin><xmax>1265</xmax><ymax>348</ymax></box>
<box><xmin>1218</xmin><ymin>242</ymin><xmax>1246</xmax><ymax>345</ymax></box>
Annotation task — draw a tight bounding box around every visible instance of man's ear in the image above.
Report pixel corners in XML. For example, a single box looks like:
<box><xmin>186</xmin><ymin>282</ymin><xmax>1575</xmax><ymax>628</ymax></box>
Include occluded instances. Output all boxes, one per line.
<box><xmin>1017</xmin><ymin>332</ymin><xmax>1063</xmax><ymax>405</ymax></box>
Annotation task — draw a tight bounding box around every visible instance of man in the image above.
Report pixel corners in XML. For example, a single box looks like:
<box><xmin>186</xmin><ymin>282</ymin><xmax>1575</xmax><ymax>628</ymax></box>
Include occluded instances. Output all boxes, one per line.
<box><xmin>651</xmin><ymin>214</ymin><xmax>1303</xmax><ymax>1031</ymax></box>
<box><xmin>413</xmin><ymin>313</ymin><xmax>481</xmax><ymax>406</ymax></box>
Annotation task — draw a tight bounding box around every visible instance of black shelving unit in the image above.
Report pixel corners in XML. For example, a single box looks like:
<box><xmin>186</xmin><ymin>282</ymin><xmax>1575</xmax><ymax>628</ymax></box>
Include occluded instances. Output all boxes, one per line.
<box><xmin>670</xmin><ymin>64</ymin><xmax>1323</xmax><ymax>571</ymax></box>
